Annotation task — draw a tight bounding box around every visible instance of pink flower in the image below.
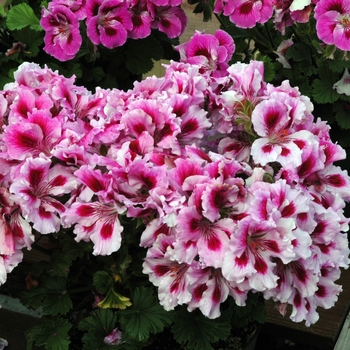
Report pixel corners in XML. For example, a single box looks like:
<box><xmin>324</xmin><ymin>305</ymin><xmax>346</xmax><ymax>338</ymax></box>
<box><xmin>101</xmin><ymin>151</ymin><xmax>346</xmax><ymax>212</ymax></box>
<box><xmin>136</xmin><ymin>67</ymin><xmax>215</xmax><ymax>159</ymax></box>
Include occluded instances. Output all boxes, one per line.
<box><xmin>251</xmin><ymin>98</ymin><xmax>316</xmax><ymax>167</ymax></box>
<box><xmin>0</xmin><ymin>188</ymin><xmax>33</xmax><ymax>256</ymax></box>
<box><xmin>10</xmin><ymin>157</ymin><xmax>78</xmax><ymax>234</ymax></box>
<box><xmin>176</xmin><ymin>30</ymin><xmax>235</xmax><ymax>73</ymax></box>
<box><xmin>40</xmin><ymin>4</ymin><xmax>82</xmax><ymax>61</ymax></box>
<box><xmin>315</xmin><ymin>0</ymin><xmax>350</xmax><ymax>50</ymax></box>
<box><xmin>104</xmin><ymin>328</ymin><xmax>123</xmax><ymax>346</ymax></box>
<box><xmin>177</xmin><ymin>206</ymin><xmax>234</xmax><ymax>268</ymax></box>
<box><xmin>143</xmin><ymin>234</ymin><xmax>193</xmax><ymax>310</ymax></box>
<box><xmin>86</xmin><ymin>0</ymin><xmax>133</xmax><ymax>49</ymax></box>
<box><xmin>222</xmin><ymin>217</ymin><xmax>294</xmax><ymax>291</ymax></box>
<box><xmin>2</xmin><ymin>110</ymin><xmax>62</xmax><ymax>160</ymax></box>
<box><xmin>63</xmin><ymin>201</ymin><xmax>125</xmax><ymax>255</ymax></box>
<box><xmin>215</xmin><ymin>0</ymin><xmax>274</xmax><ymax>28</ymax></box>
<box><xmin>128</xmin><ymin>0</ymin><xmax>152</xmax><ymax>39</ymax></box>
<box><xmin>152</xmin><ymin>6</ymin><xmax>187</xmax><ymax>39</ymax></box>
<box><xmin>51</xmin><ymin>0</ymin><xmax>87</xmax><ymax>20</ymax></box>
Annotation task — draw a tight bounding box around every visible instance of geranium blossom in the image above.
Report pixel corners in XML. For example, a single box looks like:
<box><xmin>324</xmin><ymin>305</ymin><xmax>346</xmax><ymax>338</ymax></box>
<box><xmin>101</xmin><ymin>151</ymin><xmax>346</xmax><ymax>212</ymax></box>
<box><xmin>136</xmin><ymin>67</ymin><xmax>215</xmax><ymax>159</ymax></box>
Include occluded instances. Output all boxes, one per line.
<box><xmin>0</xmin><ymin>33</ymin><xmax>349</xmax><ymax>329</ymax></box>
<box><xmin>10</xmin><ymin>157</ymin><xmax>78</xmax><ymax>234</ymax></box>
<box><xmin>214</xmin><ymin>0</ymin><xmax>275</xmax><ymax>28</ymax></box>
<box><xmin>40</xmin><ymin>4</ymin><xmax>82</xmax><ymax>61</ymax></box>
<box><xmin>315</xmin><ymin>0</ymin><xmax>350</xmax><ymax>50</ymax></box>
<box><xmin>86</xmin><ymin>0</ymin><xmax>133</xmax><ymax>49</ymax></box>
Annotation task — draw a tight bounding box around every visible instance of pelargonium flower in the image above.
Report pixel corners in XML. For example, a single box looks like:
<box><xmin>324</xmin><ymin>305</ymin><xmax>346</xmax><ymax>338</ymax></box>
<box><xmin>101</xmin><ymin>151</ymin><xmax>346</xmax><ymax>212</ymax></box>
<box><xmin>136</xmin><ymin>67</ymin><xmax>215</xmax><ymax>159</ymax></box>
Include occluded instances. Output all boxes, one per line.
<box><xmin>127</xmin><ymin>0</ymin><xmax>153</xmax><ymax>39</ymax></box>
<box><xmin>86</xmin><ymin>0</ymin><xmax>133</xmax><ymax>49</ymax></box>
<box><xmin>40</xmin><ymin>4</ymin><xmax>82</xmax><ymax>61</ymax></box>
<box><xmin>51</xmin><ymin>0</ymin><xmax>87</xmax><ymax>19</ymax></box>
<box><xmin>315</xmin><ymin>0</ymin><xmax>350</xmax><ymax>50</ymax></box>
<box><xmin>176</xmin><ymin>30</ymin><xmax>235</xmax><ymax>74</ymax></box>
<box><xmin>214</xmin><ymin>0</ymin><xmax>275</xmax><ymax>28</ymax></box>
<box><xmin>151</xmin><ymin>6</ymin><xmax>187</xmax><ymax>39</ymax></box>
<box><xmin>2</xmin><ymin>110</ymin><xmax>62</xmax><ymax>160</ymax></box>
<box><xmin>250</xmin><ymin>98</ymin><xmax>317</xmax><ymax>167</ymax></box>
<box><xmin>1</xmin><ymin>32</ymin><xmax>350</xmax><ymax>328</ymax></box>
<box><xmin>10</xmin><ymin>157</ymin><xmax>78</xmax><ymax>234</ymax></box>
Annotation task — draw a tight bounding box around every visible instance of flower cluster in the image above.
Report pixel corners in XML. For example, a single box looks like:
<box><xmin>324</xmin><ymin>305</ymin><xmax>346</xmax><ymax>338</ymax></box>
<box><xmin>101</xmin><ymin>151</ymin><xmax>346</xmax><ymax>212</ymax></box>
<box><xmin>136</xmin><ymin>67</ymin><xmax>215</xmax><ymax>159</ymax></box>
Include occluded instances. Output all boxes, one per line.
<box><xmin>213</xmin><ymin>0</ymin><xmax>350</xmax><ymax>51</ymax></box>
<box><xmin>40</xmin><ymin>0</ymin><xmax>187</xmax><ymax>61</ymax></box>
<box><xmin>0</xmin><ymin>30</ymin><xmax>349</xmax><ymax>328</ymax></box>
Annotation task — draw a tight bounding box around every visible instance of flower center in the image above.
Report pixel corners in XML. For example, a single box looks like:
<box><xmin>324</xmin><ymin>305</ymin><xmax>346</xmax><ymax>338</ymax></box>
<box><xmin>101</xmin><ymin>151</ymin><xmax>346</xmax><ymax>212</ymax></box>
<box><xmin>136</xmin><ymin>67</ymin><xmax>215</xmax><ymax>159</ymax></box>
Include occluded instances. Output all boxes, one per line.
<box><xmin>341</xmin><ymin>15</ymin><xmax>350</xmax><ymax>28</ymax></box>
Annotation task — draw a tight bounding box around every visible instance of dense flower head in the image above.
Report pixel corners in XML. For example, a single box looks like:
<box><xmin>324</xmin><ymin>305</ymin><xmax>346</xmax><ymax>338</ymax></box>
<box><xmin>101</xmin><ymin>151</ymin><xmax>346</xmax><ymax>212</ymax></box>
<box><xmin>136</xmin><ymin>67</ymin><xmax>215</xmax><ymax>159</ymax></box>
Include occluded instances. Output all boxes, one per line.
<box><xmin>0</xmin><ymin>28</ymin><xmax>349</xmax><ymax>328</ymax></box>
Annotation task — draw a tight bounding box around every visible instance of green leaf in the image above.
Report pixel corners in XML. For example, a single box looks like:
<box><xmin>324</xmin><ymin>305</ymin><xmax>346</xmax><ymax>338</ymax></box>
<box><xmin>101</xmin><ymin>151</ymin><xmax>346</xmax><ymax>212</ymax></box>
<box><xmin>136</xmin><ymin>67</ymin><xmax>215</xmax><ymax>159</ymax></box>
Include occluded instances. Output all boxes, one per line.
<box><xmin>328</xmin><ymin>59</ymin><xmax>350</xmax><ymax>73</ymax></box>
<box><xmin>93</xmin><ymin>271</ymin><xmax>114</xmax><ymax>294</ymax></box>
<box><xmin>126</xmin><ymin>36</ymin><xmax>164</xmax><ymax>75</ymax></box>
<box><xmin>0</xmin><ymin>5</ymin><xmax>5</xmax><ymax>17</ymax></box>
<box><xmin>6</xmin><ymin>3</ymin><xmax>42</xmax><ymax>31</ymax></box>
<box><xmin>26</xmin><ymin>317</ymin><xmax>72</xmax><ymax>350</ymax></box>
<box><xmin>285</xmin><ymin>42</ymin><xmax>311</xmax><ymax>63</ymax></box>
<box><xmin>79</xmin><ymin>309</ymin><xmax>118</xmax><ymax>350</ymax></box>
<box><xmin>11</xmin><ymin>28</ymin><xmax>44</xmax><ymax>57</ymax></box>
<box><xmin>312</xmin><ymin>78</ymin><xmax>340</xmax><ymax>104</ymax></box>
<box><xmin>312</xmin><ymin>68</ymin><xmax>340</xmax><ymax>104</ymax></box>
<box><xmin>20</xmin><ymin>275</ymin><xmax>73</xmax><ymax>316</ymax></box>
<box><xmin>172</xmin><ymin>308</ymin><xmax>232</xmax><ymax>350</ymax></box>
<box><xmin>79</xmin><ymin>309</ymin><xmax>118</xmax><ymax>334</ymax></box>
<box><xmin>119</xmin><ymin>286</ymin><xmax>173</xmax><ymax>341</ymax></box>
<box><xmin>333</xmin><ymin>101</ymin><xmax>350</xmax><ymax>129</ymax></box>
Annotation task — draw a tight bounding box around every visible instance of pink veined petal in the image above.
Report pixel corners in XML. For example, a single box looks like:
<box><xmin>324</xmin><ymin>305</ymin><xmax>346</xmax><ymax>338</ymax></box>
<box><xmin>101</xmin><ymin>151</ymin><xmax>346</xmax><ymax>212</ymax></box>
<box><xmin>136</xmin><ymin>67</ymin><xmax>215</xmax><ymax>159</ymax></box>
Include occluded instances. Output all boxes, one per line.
<box><xmin>333</xmin><ymin>15</ymin><xmax>350</xmax><ymax>50</ymax></box>
<box><xmin>316</xmin><ymin>11</ymin><xmax>338</xmax><ymax>45</ymax></box>
<box><xmin>155</xmin><ymin>7</ymin><xmax>187</xmax><ymax>39</ymax></box>
<box><xmin>230</xmin><ymin>0</ymin><xmax>262</xmax><ymax>28</ymax></box>
<box><xmin>129</xmin><ymin>12</ymin><xmax>152</xmax><ymax>39</ymax></box>
<box><xmin>86</xmin><ymin>16</ymin><xmax>101</xmax><ymax>45</ymax></box>
<box><xmin>314</xmin><ymin>0</ymin><xmax>349</xmax><ymax>20</ymax></box>
<box><xmin>41</xmin><ymin>5</ymin><xmax>82</xmax><ymax>61</ymax></box>
<box><xmin>99</xmin><ymin>20</ymin><xmax>129</xmax><ymax>49</ymax></box>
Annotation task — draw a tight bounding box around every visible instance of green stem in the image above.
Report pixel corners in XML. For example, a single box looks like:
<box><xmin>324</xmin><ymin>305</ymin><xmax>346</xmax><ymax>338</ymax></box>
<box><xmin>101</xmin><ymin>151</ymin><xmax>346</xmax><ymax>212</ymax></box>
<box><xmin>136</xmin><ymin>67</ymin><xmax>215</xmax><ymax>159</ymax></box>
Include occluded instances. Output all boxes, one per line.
<box><xmin>251</xmin><ymin>27</ymin><xmax>274</xmax><ymax>52</ymax></box>
<box><xmin>214</xmin><ymin>13</ymin><xmax>227</xmax><ymax>30</ymax></box>
<box><xmin>264</xmin><ymin>23</ymin><xmax>275</xmax><ymax>50</ymax></box>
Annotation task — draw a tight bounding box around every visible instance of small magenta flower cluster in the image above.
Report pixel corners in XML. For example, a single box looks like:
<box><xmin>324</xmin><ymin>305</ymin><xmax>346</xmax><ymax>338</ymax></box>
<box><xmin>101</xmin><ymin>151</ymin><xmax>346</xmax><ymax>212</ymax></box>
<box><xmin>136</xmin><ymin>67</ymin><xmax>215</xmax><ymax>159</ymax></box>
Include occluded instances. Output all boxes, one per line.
<box><xmin>213</xmin><ymin>0</ymin><xmax>350</xmax><ymax>51</ymax></box>
<box><xmin>40</xmin><ymin>0</ymin><xmax>187</xmax><ymax>61</ymax></box>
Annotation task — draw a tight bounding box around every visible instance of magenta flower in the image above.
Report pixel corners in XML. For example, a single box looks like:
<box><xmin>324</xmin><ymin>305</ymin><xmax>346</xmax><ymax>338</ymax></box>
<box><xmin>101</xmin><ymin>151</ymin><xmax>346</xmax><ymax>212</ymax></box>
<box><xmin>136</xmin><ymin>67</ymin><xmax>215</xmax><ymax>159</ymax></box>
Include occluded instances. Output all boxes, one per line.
<box><xmin>86</xmin><ymin>0</ymin><xmax>132</xmax><ymax>49</ymax></box>
<box><xmin>176</xmin><ymin>30</ymin><xmax>235</xmax><ymax>73</ymax></box>
<box><xmin>128</xmin><ymin>0</ymin><xmax>152</xmax><ymax>39</ymax></box>
<box><xmin>51</xmin><ymin>0</ymin><xmax>87</xmax><ymax>20</ymax></box>
<box><xmin>315</xmin><ymin>0</ymin><xmax>350</xmax><ymax>50</ymax></box>
<box><xmin>40</xmin><ymin>4</ymin><xmax>82</xmax><ymax>61</ymax></box>
<box><xmin>152</xmin><ymin>6</ymin><xmax>187</xmax><ymax>39</ymax></box>
<box><xmin>215</xmin><ymin>0</ymin><xmax>274</xmax><ymax>28</ymax></box>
